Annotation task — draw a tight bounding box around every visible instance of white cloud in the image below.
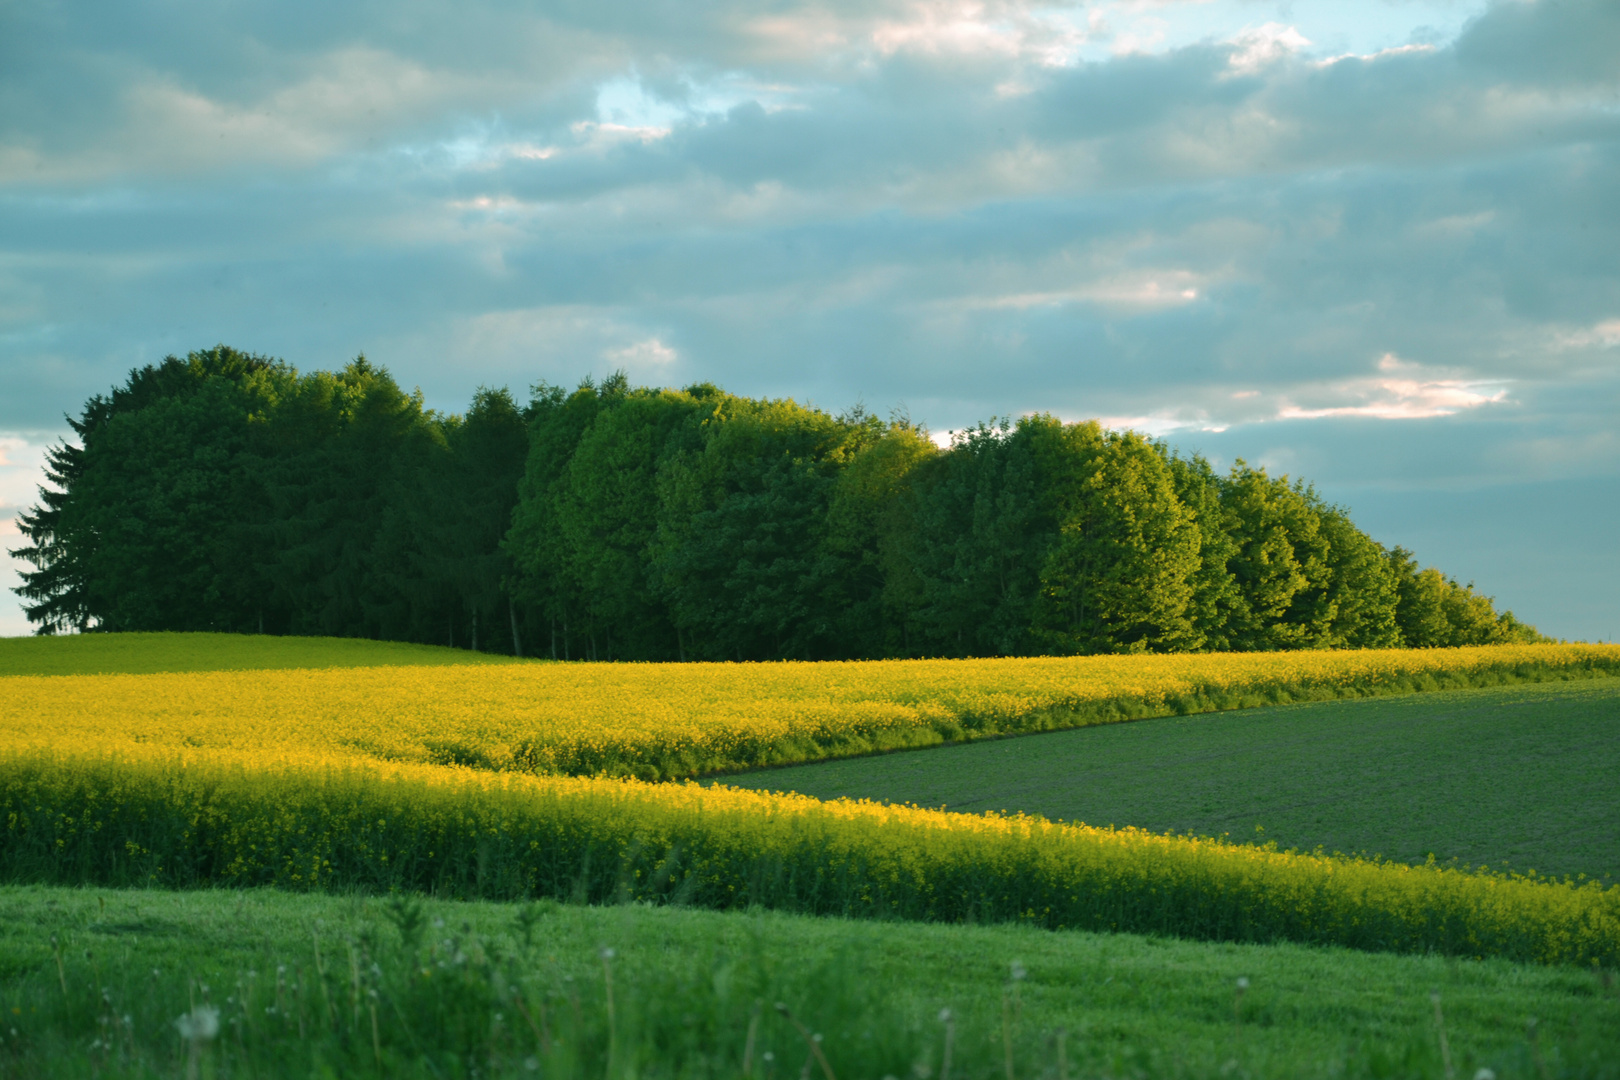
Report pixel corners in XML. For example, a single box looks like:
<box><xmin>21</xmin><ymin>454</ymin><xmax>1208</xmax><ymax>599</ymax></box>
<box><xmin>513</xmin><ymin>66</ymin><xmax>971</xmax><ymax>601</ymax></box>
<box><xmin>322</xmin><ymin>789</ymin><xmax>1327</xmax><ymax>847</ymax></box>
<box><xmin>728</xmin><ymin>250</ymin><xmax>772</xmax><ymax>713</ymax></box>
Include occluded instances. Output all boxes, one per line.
<box><xmin>0</xmin><ymin>432</ymin><xmax>56</xmax><ymax>638</ymax></box>
<box><xmin>1317</xmin><ymin>42</ymin><xmax>1438</xmax><ymax>68</ymax></box>
<box><xmin>569</xmin><ymin>119</ymin><xmax>674</xmax><ymax>144</ymax></box>
<box><xmin>1277</xmin><ymin>354</ymin><xmax>1511</xmax><ymax>421</ymax></box>
<box><xmin>1556</xmin><ymin>319</ymin><xmax>1620</xmax><ymax>350</ymax></box>
<box><xmin>1109</xmin><ymin>17</ymin><xmax>1169</xmax><ymax>57</ymax></box>
<box><xmin>974</xmin><ymin>271</ymin><xmax>1203</xmax><ymax>312</ymax></box>
<box><xmin>1094</xmin><ymin>411</ymin><xmax>1228</xmax><ymax>436</ymax></box>
<box><xmin>1225</xmin><ymin>23</ymin><xmax>1310</xmax><ymax>76</ymax></box>
<box><xmin>0</xmin><ymin>547</ymin><xmax>30</xmax><ymax>635</ymax></box>
<box><xmin>1412</xmin><ymin>210</ymin><xmax>1496</xmax><ymax>239</ymax></box>
<box><xmin>1087</xmin><ymin>355</ymin><xmax>1514</xmax><ymax>437</ymax></box>
<box><xmin>870</xmin><ymin>1</ymin><xmax>1089</xmax><ymax>66</ymax></box>
<box><xmin>0</xmin><ymin>433</ymin><xmax>52</xmax><ymax>511</ymax></box>
<box><xmin>604</xmin><ymin>337</ymin><xmax>679</xmax><ymax>368</ymax></box>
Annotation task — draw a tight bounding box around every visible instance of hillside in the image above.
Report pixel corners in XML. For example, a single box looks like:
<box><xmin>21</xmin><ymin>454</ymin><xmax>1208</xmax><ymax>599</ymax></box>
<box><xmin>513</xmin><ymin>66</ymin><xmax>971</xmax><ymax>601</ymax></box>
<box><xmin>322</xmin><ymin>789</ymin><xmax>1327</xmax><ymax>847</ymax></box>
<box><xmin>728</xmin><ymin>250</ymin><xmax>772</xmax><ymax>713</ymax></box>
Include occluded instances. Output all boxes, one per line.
<box><xmin>0</xmin><ymin>631</ymin><xmax>529</xmax><ymax>677</ymax></box>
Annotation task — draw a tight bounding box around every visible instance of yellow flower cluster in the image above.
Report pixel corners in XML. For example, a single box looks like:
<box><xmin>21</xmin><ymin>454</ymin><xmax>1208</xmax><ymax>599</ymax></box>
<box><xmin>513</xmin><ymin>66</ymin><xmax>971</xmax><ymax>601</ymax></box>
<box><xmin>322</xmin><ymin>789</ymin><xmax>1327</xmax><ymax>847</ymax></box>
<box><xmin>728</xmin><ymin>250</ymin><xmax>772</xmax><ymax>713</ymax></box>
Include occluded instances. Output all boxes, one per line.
<box><xmin>3</xmin><ymin>643</ymin><xmax>1616</xmax><ymax>779</ymax></box>
<box><xmin>2</xmin><ymin>743</ymin><xmax>1614</xmax><ymax>966</ymax></box>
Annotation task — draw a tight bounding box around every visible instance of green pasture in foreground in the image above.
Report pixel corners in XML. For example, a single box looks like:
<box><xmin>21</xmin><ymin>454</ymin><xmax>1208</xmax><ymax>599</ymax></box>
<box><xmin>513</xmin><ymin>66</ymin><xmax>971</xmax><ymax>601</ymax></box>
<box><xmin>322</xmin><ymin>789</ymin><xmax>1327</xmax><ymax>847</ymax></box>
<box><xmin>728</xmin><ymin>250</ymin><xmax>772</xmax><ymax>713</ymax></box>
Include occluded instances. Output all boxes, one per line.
<box><xmin>0</xmin><ymin>631</ymin><xmax>530</xmax><ymax>676</ymax></box>
<box><xmin>1</xmin><ymin>885</ymin><xmax>1615</xmax><ymax>1080</ymax></box>
<box><xmin>721</xmin><ymin>678</ymin><xmax>1620</xmax><ymax>884</ymax></box>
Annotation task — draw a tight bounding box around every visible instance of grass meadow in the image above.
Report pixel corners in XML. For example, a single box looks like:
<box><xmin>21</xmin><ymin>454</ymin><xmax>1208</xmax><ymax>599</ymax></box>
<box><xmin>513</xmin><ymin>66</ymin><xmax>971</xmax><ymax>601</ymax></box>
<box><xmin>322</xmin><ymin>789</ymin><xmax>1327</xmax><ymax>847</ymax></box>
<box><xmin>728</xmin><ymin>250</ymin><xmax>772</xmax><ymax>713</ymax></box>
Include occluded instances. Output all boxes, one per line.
<box><xmin>0</xmin><ymin>631</ymin><xmax>528</xmax><ymax>677</ymax></box>
<box><xmin>1</xmin><ymin>885</ymin><xmax>1617</xmax><ymax>1079</ymax></box>
<box><xmin>2</xmin><ymin>633</ymin><xmax>1619</xmax><ymax>1077</ymax></box>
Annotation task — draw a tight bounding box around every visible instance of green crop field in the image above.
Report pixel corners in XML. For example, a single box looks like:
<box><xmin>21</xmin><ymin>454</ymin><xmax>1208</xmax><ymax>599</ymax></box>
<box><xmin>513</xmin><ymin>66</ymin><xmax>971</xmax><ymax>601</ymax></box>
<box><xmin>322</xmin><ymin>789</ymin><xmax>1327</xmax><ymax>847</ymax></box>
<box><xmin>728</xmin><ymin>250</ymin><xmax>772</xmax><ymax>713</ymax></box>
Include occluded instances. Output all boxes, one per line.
<box><xmin>2</xmin><ymin>884</ymin><xmax>1616</xmax><ymax>1079</ymax></box>
<box><xmin>719</xmin><ymin>678</ymin><xmax>1620</xmax><ymax>884</ymax></box>
<box><xmin>0</xmin><ymin>631</ymin><xmax>530</xmax><ymax>677</ymax></box>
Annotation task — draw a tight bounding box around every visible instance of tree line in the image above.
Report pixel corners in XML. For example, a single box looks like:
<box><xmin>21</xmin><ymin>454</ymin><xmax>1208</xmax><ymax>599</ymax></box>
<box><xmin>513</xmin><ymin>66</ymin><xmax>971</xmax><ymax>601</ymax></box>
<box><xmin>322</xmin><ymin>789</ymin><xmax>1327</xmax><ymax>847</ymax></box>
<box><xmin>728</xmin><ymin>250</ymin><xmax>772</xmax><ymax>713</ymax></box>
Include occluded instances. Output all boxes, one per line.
<box><xmin>11</xmin><ymin>346</ymin><xmax>1545</xmax><ymax>657</ymax></box>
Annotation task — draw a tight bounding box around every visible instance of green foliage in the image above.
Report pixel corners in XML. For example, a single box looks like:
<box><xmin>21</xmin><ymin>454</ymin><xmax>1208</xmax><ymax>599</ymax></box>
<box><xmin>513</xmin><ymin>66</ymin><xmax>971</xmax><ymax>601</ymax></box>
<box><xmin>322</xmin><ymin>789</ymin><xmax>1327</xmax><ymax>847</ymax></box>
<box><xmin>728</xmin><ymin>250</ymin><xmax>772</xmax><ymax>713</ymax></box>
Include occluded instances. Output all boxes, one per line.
<box><xmin>560</xmin><ymin>384</ymin><xmax>709</xmax><ymax>660</ymax></box>
<box><xmin>11</xmin><ymin>353</ymin><xmax>1549</xmax><ymax>655</ymax></box>
<box><xmin>653</xmin><ymin>396</ymin><xmax>872</xmax><ymax>661</ymax></box>
<box><xmin>1165</xmin><ymin>453</ymin><xmax>1246</xmax><ymax>651</ymax></box>
<box><xmin>1314</xmin><ymin>504</ymin><xmax>1403</xmax><ymax>649</ymax></box>
<box><xmin>891</xmin><ymin>420</ymin><xmax>1056</xmax><ymax>657</ymax></box>
<box><xmin>502</xmin><ymin>379</ymin><xmax>617</xmax><ymax>659</ymax></box>
<box><xmin>1031</xmin><ymin>424</ymin><xmax>1203</xmax><ymax>655</ymax></box>
<box><xmin>822</xmin><ymin>417</ymin><xmax>939</xmax><ymax>657</ymax></box>
<box><xmin>1219</xmin><ymin>462</ymin><xmax>1328</xmax><ymax>650</ymax></box>
<box><xmin>400</xmin><ymin>387</ymin><xmax>530</xmax><ymax>652</ymax></box>
<box><xmin>10</xmin><ymin>349</ymin><xmax>528</xmax><ymax>651</ymax></box>
<box><xmin>11</xmin><ymin>346</ymin><xmax>291</xmax><ymax>634</ymax></box>
<box><xmin>258</xmin><ymin>355</ymin><xmax>453</xmax><ymax>641</ymax></box>
<box><xmin>1389</xmin><ymin>547</ymin><xmax>1546</xmax><ymax>648</ymax></box>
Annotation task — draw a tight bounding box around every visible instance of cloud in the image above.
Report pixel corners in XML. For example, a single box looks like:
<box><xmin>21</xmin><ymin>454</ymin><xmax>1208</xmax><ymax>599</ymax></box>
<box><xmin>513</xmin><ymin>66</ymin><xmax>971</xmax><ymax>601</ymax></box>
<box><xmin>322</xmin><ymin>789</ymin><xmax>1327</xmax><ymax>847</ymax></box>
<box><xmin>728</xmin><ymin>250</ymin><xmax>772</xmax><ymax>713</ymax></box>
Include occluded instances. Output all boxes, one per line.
<box><xmin>1092</xmin><ymin>357</ymin><xmax>1511</xmax><ymax>435</ymax></box>
<box><xmin>3</xmin><ymin>0</ymin><xmax>1619</xmax><ymax>637</ymax></box>
<box><xmin>1275</xmin><ymin>354</ymin><xmax>1511</xmax><ymax>421</ymax></box>
<box><xmin>0</xmin><ymin>432</ymin><xmax>51</xmax><ymax>635</ymax></box>
<box><xmin>0</xmin><ymin>433</ymin><xmax>52</xmax><ymax>504</ymax></box>
<box><xmin>968</xmin><ymin>270</ymin><xmax>1203</xmax><ymax>312</ymax></box>
<box><xmin>869</xmin><ymin>1</ymin><xmax>1089</xmax><ymax>66</ymax></box>
<box><xmin>2</xmin><ymin>0</ymin><xmax>1617</xmax><ymax>453</ymax></box>
<box><xmin>604</xmin><ymin>337</ymin><xmax>680</xmax><ymax>370</ymax></box>
<box><xmin>1556</xmin><ymin>319</ymin><xmax>1620</xmax><ymax>350</ymax></box>
<box><xmin>1224</xmin><ymin>22</ymin><xmax>1310</xmax><ymax>76</ymax></box>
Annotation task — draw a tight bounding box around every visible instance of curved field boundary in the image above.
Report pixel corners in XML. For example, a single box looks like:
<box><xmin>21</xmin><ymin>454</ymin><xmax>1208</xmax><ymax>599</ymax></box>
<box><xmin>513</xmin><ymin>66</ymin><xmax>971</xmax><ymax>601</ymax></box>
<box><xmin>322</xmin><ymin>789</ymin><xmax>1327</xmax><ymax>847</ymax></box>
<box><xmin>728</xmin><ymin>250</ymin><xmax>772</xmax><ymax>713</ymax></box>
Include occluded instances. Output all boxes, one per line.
<box><xmin>2</xmin><ymin>644</ymin><xmax>1618</xmax><ymax>780</ymax></box>
<box><xmin>1</xmin><ymin>748</ymin><xmax>1615</xmax><ymax>967</ymax></box>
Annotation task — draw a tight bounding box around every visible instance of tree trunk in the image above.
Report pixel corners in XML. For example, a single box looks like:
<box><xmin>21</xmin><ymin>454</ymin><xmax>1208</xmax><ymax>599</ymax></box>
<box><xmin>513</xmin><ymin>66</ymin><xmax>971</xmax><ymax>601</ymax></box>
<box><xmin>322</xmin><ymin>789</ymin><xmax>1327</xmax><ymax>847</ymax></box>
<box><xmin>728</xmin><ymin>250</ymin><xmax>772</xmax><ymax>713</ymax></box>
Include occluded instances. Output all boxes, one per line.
<box><xmin>471</xmin><ymin>607</ymin><xmax>479</xmax><ymax>652</ymax></box>
<box><xmin>509</xmin><ymin>597</ymin><xmax>523</xmax><ymax>658</ymax></box>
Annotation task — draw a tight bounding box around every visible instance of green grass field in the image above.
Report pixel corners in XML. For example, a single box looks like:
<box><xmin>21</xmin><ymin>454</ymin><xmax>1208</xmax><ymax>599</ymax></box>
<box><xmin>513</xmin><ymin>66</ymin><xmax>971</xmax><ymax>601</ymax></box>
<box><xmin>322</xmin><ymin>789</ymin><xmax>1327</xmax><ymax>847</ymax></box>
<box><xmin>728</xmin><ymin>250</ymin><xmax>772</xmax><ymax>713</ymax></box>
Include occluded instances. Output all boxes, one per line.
<box><xmin>719</xmin><ymin>678</ymin><xmax>1620</xmax><ymax>884</ymax></box>
<box><xmin>2</xmin><ymin>885</ymin><xmax>1615</xmax><ymax>1079</ymax></box>
<box><xmin>0</xmin><ymin>631</ymin><xmax>530</xmax><ymax>676</ymax></box>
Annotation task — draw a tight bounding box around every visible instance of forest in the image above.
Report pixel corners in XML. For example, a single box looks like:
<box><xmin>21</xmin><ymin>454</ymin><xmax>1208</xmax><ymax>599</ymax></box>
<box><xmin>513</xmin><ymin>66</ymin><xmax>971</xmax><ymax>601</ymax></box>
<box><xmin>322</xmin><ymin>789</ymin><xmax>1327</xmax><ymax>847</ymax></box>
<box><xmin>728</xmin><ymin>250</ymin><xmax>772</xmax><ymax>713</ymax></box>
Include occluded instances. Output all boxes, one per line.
<box><xmin>10</xmin><ymin>346</ymin><xmax>1545</xmax><ymax>659</ymax></box>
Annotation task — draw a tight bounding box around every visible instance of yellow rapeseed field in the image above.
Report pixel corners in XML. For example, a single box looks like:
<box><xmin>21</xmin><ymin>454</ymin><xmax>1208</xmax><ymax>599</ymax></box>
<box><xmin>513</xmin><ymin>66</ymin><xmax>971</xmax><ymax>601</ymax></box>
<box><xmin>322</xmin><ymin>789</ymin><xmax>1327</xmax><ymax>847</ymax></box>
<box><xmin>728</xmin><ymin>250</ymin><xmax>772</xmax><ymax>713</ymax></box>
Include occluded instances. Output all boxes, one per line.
<box><xmin>3</xmin><ymin>642</ymin><xmax>1617</xmax><ymax>779</ymax></box>
<box><xmin>4</xmin><ymin>643</ymin><xmax>1617</xmax><ymax>965</ymax></box>
<box><xmin>2</xmin><ymin>742</ymin><xmax>1616</xmax><ymax>966</ymax></box>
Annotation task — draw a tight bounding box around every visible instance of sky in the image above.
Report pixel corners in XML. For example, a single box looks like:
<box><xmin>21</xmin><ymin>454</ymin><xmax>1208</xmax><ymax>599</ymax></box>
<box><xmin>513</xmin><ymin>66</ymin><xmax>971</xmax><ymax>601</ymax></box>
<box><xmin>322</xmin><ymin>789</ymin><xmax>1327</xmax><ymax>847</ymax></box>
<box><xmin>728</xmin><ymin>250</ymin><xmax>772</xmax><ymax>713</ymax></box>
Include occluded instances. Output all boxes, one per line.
<box><xmin>2</xmin><ymin>0</ymin><xmax>1617</xmax><ymax>640</ymax></box>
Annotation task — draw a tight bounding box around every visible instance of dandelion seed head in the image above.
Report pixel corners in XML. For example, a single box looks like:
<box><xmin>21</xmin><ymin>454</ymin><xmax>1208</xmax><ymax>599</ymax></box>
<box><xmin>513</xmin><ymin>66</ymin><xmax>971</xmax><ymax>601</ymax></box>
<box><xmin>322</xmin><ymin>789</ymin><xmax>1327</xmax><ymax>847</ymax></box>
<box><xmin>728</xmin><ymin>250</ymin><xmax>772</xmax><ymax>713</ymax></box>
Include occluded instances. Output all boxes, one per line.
<box><xmin>175</xmin><ymin>1006</ymin><xmax>220</xmax><ymax>1042</ymax></box>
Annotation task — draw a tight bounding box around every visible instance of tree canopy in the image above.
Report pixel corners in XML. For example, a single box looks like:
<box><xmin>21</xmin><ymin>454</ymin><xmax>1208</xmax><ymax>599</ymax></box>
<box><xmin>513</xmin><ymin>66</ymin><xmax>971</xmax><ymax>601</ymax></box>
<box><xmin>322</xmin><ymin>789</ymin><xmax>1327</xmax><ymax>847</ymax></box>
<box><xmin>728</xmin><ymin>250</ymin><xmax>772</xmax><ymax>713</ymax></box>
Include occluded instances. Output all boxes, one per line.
<box><xmin>11</xmin><ymin>348</ymin><xmax>1548</xmax><ymax>656</ymax></box>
